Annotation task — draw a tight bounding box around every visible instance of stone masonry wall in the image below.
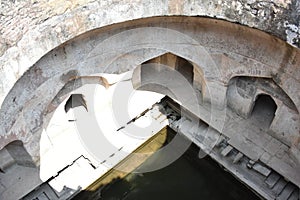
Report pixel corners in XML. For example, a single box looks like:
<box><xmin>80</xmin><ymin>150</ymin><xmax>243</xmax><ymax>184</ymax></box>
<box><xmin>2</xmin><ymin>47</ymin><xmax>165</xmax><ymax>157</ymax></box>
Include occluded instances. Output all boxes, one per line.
<box><xmin>0</xmin><ymin>0</ymin><xmax>300</xmax><ymax>109</ymax></box>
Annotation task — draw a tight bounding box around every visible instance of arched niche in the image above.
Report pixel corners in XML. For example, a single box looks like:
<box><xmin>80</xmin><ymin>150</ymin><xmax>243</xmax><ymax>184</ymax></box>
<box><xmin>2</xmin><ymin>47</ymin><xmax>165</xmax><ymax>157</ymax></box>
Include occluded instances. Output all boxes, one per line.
<box><xmin>226</xmin><ymin>76</ymin><xmax>300</xmax><ymax>147</ymax></box>
<box><xmin>133</xmin><ymin>53</ymin><xmax>200</xmax><ymax>99</ymax></box>
<box><xmin>226</xmin><ymin>76</ymin><xmax>298</xmax><ymax>118</ymax></box>
<box><xmin>250</xmin><ymin>94</ymin><xmax>277</xmax><ymax>128</ymax></box>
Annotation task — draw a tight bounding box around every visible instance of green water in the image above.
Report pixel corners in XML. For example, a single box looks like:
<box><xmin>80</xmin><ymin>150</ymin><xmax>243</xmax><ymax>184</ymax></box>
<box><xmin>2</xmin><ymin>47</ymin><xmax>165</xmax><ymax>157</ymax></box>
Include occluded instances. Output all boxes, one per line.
<box><xmin>76</xmin><ymin>129</ymin><xmax>260</xmax><ymax>200</ymax></box>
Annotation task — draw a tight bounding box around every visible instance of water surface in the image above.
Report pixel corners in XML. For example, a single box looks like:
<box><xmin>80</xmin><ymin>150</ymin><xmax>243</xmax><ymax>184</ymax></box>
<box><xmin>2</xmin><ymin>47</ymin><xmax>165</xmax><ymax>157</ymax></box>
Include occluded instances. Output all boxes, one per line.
<box><xmin>97</xmin><ymin>132</ymin><xmax>260</xmax><ymax>200</ymax></box>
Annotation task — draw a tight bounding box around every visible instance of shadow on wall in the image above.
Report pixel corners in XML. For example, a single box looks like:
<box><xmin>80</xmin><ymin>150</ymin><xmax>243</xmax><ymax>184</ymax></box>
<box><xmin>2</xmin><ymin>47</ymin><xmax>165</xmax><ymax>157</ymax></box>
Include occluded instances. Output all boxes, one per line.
<box><xmin>0</xmin><ymin>140</ymin><xmax>36</xmax><ymax>173</ymax></box>
<box><xmin>250</xmin><ymin>94</ymin><xmax>277</xmax><ymax>128</ymax></box>
<box><xmin>0</xmin><ymin>140</ymin><xmax>42</xmax><ymax>200</ymax></box>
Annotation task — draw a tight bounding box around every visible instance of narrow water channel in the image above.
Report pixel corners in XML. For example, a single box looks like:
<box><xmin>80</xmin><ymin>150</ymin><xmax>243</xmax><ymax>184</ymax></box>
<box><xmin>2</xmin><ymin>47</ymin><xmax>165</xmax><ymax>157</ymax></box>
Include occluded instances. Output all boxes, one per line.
<box><xmin>75</xmin><ymin>128</ymin><xmax>260</xmax><ymax>200</ymax></box>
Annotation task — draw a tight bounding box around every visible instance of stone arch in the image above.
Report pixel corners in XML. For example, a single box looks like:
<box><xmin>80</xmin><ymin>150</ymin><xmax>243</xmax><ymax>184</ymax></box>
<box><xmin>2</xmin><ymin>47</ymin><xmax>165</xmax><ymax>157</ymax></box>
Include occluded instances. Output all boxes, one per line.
<box><xmin>0</xmin><ymin>17</ymin><xmax>300</xmax><ymax>166</ymax></box>
<box><xmin>133</xmin><ymin>53</ymin><xmax>201</xmax><ymax>98</ymax></box>
<box><xmin>226</xmin><ymin>75</ymin><xmax>300</xmax><ymax>148</ymax></box>
<box><xmin>45</xmin><ymin>76</ymin><xmax>109</xmax><ymax>115</ymax></box>
<box><xmin>0</xmin><ymin>22</ymin><xmax>217</xmax><ymax>143</ymax></box>
<box><xmin>1</xmin><ymin>0</ymin><xmax>299</xmax><ymax>110</ymax></box>
<box><xmin>141</xmin><ymin>52</ymin><xmax>195</xmax><ymax>85</ymax></box>
<box><xmin>226</xmin><ymin>76</ymin><xmax>298</xmax><ymax>117</ymax></box>
<box><xmin>0</xmin><ymin>1</ymin><xmax>300</xmax><ymax>198</ymax></box>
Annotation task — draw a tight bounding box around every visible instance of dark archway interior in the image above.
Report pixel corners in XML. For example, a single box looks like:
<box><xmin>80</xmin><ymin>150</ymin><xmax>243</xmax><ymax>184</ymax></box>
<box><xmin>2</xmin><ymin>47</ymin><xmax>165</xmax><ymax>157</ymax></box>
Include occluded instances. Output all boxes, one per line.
<box><xmin>142</xmin><ymin>53</ymin><xmax>194</xmax><ymax>85</ymax></box>
<box><xmin>251</xmin><ymin>94</ymin><xmax>277</xmax><ymax>128</ymax></box>
<box><xmin>175</xmin><ymin>56</ymin><xmax>194</xmax><ymax>84</ymax></box>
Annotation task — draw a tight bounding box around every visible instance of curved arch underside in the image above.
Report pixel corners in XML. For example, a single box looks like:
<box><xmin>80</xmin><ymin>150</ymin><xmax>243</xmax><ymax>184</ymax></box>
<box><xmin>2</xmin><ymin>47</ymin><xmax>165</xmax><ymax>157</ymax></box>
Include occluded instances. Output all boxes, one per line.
<box><xmin>0</xmin><ymin>16</ymin><xmax>300</xmax><ymax>189</ymax></box>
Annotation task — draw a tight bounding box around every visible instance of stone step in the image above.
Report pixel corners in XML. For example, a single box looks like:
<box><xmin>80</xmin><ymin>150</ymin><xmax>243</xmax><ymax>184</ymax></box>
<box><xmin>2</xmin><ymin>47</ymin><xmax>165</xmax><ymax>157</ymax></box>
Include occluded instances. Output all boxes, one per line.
<box><xmin>287</xmin><ymin>188</ymin><xmax>299</xmax><ymax>200</ymax></box>
<box><xmin>233</xmin><ymin>152</ymin><xmax>243</xmax><ymax>164</ymax></box>
<box><xmin>266</xmin><ymin>172</ymin><xmax>281</xmax><ymax>189</ymax></box>
<box><xmin>221</xmin><ymin>145</ymin><xmax>233</xmax><ymax>157</ymax></box>
<box><xmin>277</xmin><ymin>183</ymin><xmax>296</xmax><ymax>200</ymax></box>
<box><xmin>273</xmin><ymin>178</ymin><xmax>288</xmax><ymax>196</ymax></box>
<box><xmin>252</xmin><ymin>163</ymin><xmax>271</xmax><ymax>177</ymax></box>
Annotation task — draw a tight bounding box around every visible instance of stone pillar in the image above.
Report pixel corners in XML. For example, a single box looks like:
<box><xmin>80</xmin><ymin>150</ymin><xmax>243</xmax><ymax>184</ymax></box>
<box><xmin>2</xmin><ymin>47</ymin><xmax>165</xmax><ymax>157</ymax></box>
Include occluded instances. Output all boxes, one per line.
<box><xmin>202</xmin><ymin>81</ymin><xmax>227</xmax><ymax>110</ymax></box>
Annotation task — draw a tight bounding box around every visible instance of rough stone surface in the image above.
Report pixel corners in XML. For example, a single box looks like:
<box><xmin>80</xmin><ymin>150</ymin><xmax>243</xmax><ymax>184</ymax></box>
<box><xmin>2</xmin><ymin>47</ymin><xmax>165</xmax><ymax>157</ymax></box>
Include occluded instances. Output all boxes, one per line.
<box><xmin>0</xmin><ymin>0</ymin><xmax>300</xmax><ymax>108</ymax></box>
<box><xmin>0</xmin><ymin>0</ymin><xmax>300</xmax><ymax>199</ymax></box>
<box><xmin>0</xmin><ymin>16</ymin><xmax>299</xmax><ymax>186</ymax></box>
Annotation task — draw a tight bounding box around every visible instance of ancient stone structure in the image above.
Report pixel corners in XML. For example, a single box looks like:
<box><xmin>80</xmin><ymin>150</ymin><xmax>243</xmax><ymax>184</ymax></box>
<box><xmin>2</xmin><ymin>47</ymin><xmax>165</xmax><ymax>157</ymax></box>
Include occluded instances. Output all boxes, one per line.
<box><xmin>0</xmin><ymin>0</ymin><xmax>300</xmax><ymax>199</ymax></box>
